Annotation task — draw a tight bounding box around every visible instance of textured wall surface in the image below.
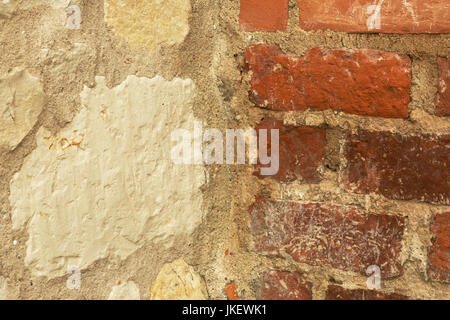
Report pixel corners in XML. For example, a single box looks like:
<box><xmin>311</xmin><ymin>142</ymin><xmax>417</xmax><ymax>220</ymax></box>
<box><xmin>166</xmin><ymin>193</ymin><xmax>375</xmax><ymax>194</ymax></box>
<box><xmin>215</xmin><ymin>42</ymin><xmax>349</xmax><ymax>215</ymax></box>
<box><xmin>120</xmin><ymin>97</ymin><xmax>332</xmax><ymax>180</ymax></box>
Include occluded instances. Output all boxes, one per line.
<box><xmin>0</xmin><ymin>0</ymin><xmax>448</xmax><ymax>300</ymax></box>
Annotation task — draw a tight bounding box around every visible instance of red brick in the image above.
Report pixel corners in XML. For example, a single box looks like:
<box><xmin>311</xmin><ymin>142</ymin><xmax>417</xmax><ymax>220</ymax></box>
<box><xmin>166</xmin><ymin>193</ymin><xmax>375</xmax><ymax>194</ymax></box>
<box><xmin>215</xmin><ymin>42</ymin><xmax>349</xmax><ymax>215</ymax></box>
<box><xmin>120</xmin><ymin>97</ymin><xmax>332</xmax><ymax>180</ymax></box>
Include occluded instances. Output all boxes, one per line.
<box><xmin>255</xmin><ymin>117</ymin><xmax>326</xmax><ymax>183</ymax></box>
<box><xmin>258</xmin><ymin>270</ymin><xmax>312</xmax><ymax>300</ymax></box>
<box><xmin>245</xmin><ymin>44</ymin><xmax>411</xmax><ymax>118</ymax></box>
<box><xmin>326</xmin><ymin>285</ymin><xmax>410</xmax><ymax>300</ymax></box>
<box><xmin>429</xmin><ymin>213</ymin><xmax>450</xmax><ymax>282</ymax></box>
<box><xmin>299</xmin><ymin>0</ymin><xmax>450</xmax><ymax>33</ymax></box>
<box><xmin>249</xmin><ymin>200</ymin><xmax>405</xmax><ymax>277</ymax></box>
<box><xmin>436</xmin><ymin>58</ymin><xmax>450</xmax><ymax>116</ymax></box>
<box><xmin>240</xmin><ymin>0</ymin><xmax>288</xmax><ymax>32</ymax></box>
<box><xmin>342</xmin><ymin>131</ymin><xmax>450</xmax><ymax>204</ymax></box>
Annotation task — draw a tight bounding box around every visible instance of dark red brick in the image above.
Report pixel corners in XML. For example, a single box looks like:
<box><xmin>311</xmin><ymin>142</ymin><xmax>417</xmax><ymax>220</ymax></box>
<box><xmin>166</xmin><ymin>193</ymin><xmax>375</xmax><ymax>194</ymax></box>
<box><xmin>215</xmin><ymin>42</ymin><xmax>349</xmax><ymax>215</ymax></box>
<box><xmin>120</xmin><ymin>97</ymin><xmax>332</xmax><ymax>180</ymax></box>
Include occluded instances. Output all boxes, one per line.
<box><xmin>436</xmin><ymin>58</ymin><xmax>450</xmax><ymax>116</ymax></box>
<box><xmin>244</xmin><ymin>44</ymin><xmax>411</xmax><ymax>118</ymax></box>
<box><xmin>429</xmin><ymin>212</ymin><xmax>450</xmax><ymax>282</ymax></box>
<box><xmin>240</xmin><ymin>0</ymin><xmax>288</xmax><ymax>32</ymax></box>
<box><xmin>299</xmin><ymin>0</ymin><xmax>450</xmax><ymax>33</ymax></box>
<box><xmin>342</xmin><ymin>131</ymin><xmax>450</xmax><ymax>205</ymax></box>
<box><xmin>258</xmin><ymin>270</ymin><xmax>312</xmax><ymax>300</ymax></box>
<box><xmin>326</xmin><ymin>285</ymin><xmax>410</xmax><ymax>300</ymax></box>
<box><xmin>249</xmin><ymin>200</ymin><xmax>405</xmax><ymax>277</ymax></box>
<box><xmin>255</xmin><ymin>117</ymin><xmax>326</xmax><ymax>183</ymax></box>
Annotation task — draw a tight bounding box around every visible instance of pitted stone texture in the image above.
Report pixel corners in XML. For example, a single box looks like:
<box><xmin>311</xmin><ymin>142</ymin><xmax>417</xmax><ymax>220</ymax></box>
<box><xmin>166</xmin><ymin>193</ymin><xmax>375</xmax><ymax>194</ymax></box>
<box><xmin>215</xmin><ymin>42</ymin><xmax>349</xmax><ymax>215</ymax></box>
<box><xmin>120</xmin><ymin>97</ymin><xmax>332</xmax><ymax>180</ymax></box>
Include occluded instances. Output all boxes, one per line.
<box><xmin>104</xmin><ymin>0</ymin><xmax>191</xmax><ymax>50</ymax></box>
<box><xmin>0</xmin><ymin>276</ymin><xmax>19</xmax><ymax>300</ymax></box>
<box><xmin>150</xmin><ymin>258</ymin><xmax>208</xmax><ymax>300</ymax></box>
<box><xmin>108</xmin><ymin>281</ymin><xmax>141</xmax><ymax>300</ymax></box>
<box><xmin>0</xmin><ymin>68</ymin><xmax>45</xmax><ymax>150</ymax></box>
<box><xmin>19</xmin><ymin>0</ymin><xmax>72</xmax><ymax>9</ymax></box>
<box><xmin>9</xmin><ymin>75</ymin><xmax>204</xmax><ymax>278</ymax></box>
<box><xmin>0</xmin><ymin>0</ymin><xmax>16</xmax><ymax>19</ymax></box>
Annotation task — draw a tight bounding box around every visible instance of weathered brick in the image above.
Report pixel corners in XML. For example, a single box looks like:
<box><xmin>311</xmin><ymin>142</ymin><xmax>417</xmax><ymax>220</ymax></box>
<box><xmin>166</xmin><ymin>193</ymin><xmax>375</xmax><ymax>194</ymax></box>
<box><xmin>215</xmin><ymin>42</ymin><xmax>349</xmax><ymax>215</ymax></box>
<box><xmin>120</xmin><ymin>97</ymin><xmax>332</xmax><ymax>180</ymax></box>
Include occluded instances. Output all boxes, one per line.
<box><xmin>245</xmin><ymin>44</ymin><xmax>411</xmax><ymax>118</ymax></box>
<box><xmin>299</xmin><ymin>0</ymin><xmax>450</xmax><ymax>33</ymax></box>
<box><xmin>436</xmin><ymin>58</ymin><xmax>450</xmax><ymax>116</ymax></box>
<box><xmin>326</xmin><ymin>285</ymin><xmax>409</xmax><ymax>300</ymax></box>
<box><xmin>258</xmin><ymin>270</ymin><xmax>312</xmax><ymax>300</ymax></box>
<box><xmin>255</xmin><ymin>118</ymin><xmax>326</xmax><ymax>183</ymax></box>
<box><xmin>342</xmin><ymin>131</ymin><xmax>450</xmax><ymax>205</ymax></box>
<box><xmin>249</xmin><ymin>200</ymin><xmax>405</xmax><ymax>277</ymax></box>
<box><xmin>240</xmin><ymin>0</ymin><xmax>288</xmax><ymax>32</ymax></box>
<box><xmin>429</xmin><ymin>213</ymin><xmax>450</xmax><ymax>283</ymax></box>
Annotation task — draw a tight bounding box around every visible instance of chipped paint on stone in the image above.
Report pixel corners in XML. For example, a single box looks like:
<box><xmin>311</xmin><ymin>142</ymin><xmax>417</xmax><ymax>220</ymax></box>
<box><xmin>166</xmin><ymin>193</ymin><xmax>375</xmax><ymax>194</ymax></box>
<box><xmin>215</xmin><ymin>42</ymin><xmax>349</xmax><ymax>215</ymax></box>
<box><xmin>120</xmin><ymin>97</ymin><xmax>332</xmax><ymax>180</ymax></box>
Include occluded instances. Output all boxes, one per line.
<box><xmin>150</xmin><ymin>258</ymin><xmax>208</xmax><ymax>300</ymax></box>
<box><xmin>9</xmin><ymin>75</ymin><xmax>204</xmax><ymax>278</ymax></box>
<box><xmin>104</xmin><ymin>0</ymin><xmax>191</xmax><ymax>50</ymax></box>
<box><xmin>0</xmin><ymin>68</ymin><xmax>45</xmax><ymax>150</ymax></box>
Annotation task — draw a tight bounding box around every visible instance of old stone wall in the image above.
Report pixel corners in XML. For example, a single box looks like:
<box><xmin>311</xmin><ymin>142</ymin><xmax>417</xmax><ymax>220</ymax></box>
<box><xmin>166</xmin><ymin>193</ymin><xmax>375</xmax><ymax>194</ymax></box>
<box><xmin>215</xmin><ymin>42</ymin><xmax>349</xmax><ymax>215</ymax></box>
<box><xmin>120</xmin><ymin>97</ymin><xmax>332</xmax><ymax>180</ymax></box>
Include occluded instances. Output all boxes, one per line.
<box><xmin>0</xmin><ymin>0</ymin><xmax>448</xmax><ymax>300</ymax></box>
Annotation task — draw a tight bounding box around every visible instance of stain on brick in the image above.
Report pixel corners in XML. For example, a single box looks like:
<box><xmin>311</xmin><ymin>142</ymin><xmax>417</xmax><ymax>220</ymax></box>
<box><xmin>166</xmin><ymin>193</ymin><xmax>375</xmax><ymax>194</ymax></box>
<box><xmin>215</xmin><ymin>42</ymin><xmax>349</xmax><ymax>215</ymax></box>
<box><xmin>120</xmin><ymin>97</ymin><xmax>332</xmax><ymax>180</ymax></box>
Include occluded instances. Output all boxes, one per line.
<box><xmin>244</xmin><ymin>44</ymin><xmax>411</xmax><ymax>118</ymax></box>
<box><xmin>255</xmin><ymin>117</ymin><xmax>326</xmax><ymax>183</ymax></box>
<box><xmin>342</xmin><ymin>131</ymin><xmax>450</xmax><ymax>205</ymax></box>
<box><xmin>240</xmin><ymin>0</ymin><xmax>288</xmax><ymax>32</ymax></box>
<box><xmin>299</xmin><ymin>0</ymin><xmax>450</xmax><ymax>33</ymax></box>
<box><xmin>428</xmin><ymin>213</ymin><xmax>450</xmax><ymax>283</ymax></box>
<box><xmin>326</xmin><ymin>285</ymin><xmax>410</xmax><ymax>300</ymax></box>
<box><xmin>249</xmin><ymin>200</ymin><xmax>405</xmax><ymax>277</ymax></box>
<box><xmin>436</xmin><ymin>58</ymin><xmax>450</xmax><ymax>116</ymax></box>
<box><xmin>258</xmin><ymin>270</ymin><xmax>312</xmax><ymax>300</ymax></box>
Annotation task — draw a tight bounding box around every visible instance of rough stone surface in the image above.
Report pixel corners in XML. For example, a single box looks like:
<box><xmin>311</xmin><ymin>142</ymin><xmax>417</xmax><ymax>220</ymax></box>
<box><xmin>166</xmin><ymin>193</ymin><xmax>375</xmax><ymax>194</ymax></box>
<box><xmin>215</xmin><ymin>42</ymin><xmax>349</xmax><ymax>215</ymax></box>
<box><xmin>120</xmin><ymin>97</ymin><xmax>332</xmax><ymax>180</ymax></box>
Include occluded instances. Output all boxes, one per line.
<box><xmin>255</xmin><ymin>117</ymin><xmax>326</xmax><ymax>183</ymax></box>
<box><xmin>150</xmin><ymin>258</ymin><xmax>208</xmax><ymax>300</ymax></box>
<box><xmin>245</xmin><ymin>44</ymin><xmax>411</xmax><ymax>118</ymax></box>
<box><xmin>428</xmin><ymin>213</ymin><xmax>450</xmax><ymax>283</ymax></box>
<box><xmin>258</xmin><ymin>270</ymin><xmax>312</xmax><ymax>300</ymax></box>
<box><xmin>436</xmin><ymin>58</ymin><xmax>450</xmax><ymax>116</ymax></box>
<box><xmin>240</xmin><ymin>0</ymin><xmax>288</xmax><ymax>32</ymax></box>
<box><xmin>0</xmin><ymin>68</ymin><xmax>45</xmax><ymax>150</ymax></box>
<box><xmin>342</xmin><ymin>130</ymin><xmax>450</xmax><ymax>205</ymax></box>
<box><xmin>299</xmin><ymin>0</ymin><xmax>450</xmax><ymax>33</ymax></box>
<box><xmin>0</xmin><ymin>0</ymin><xmax>16</xmax><ymax>19</ymax></box>
<box><xmin>326</xmin><ymin>285</ymin><xmax>409</xmax><ymax>300</ymax></box>
<box><xmin>19</xmin><ymin>0</ymin><xmax>72</xmax><ymax>9</ymax></box>
<box><xmin>0</xmin><ymin>276</ymin><xmax>19</xmax><ymax>300</ymax></box>
<box><xmin>9</xmin><ymin>75</ymin><xmax>204</xmax><ymax>278</ymax></box>
<box><xmin>249</xmin><ymin>199</ymin><xmax>405</xmax><ymax>277</ymax></box>
<box><xmin>108</xmin><ymin>281</ymin><xmax>140</xmax><ymax>300</ymax></box>
<box><xmin>104</xmin><ymin>0</ymin><xmax>191</xmax><ymax>50</ymax></box>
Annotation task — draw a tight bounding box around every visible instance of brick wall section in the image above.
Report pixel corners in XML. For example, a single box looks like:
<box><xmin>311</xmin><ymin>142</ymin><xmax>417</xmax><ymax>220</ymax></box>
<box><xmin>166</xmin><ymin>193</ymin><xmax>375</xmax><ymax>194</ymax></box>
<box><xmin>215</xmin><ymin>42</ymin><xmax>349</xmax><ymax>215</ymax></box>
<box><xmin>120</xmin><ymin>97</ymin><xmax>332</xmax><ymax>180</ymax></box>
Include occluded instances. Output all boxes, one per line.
<box><xmin>298</xmin><ymin>0</ymin><xmax>450</xmax><ymax>33</ymax></box>
<box><xmin>436</xmin><ymin>58</ymin><xmax>450</xmax><ymax>116</ymax></box>
<box><xmin>428</xmin><ymin>213</ymin><xmax>450</xmax><ymax>283</ymax></box>
<box><xmin>241</xmin><ymin>0</ymin><xmax>449</xmax><ymax>300</ymax></box>
<box><xmin>240</xmin><ymin>0</ymin><xmax>288</xmax><ymax>32</ymax></box>
<box><xmin>249</xmin><ymin>199</ymin><xmax>405</xmax><ymax>277</ymax></box>
<box><xmin>254</xmin><ymin>118</ymin><xmax>326</xmax><ymax>183</ymax></box>
<box><xmin>258</xmin><ymin>270</ymin><xmax>312</xmax><ymax>300</ymax></box>
<box><xmin>341</xmin><ymin>131</ymin><xmax>450</xmax><ymax>205</ymax></box>
<box><xmin>245</xmin><ymin>44</ymin><xmax>411</xmax><ymax>118</ymax></box>
<box><xmin>326</xmin><ymin>285</ymin><xmax>410</xmax><ymax>300</ymax></box>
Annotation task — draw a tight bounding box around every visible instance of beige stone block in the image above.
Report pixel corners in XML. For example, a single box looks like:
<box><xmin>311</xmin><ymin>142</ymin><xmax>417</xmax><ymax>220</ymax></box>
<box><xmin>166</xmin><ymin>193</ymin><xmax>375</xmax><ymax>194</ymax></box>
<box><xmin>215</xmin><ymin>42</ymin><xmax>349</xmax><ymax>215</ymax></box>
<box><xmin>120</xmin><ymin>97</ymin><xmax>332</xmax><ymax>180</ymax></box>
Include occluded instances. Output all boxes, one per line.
<box><xmin>108</xmin><ymin>281</ymin><xmax>140</xmax><ymax>300</ymax></box>
<box><xmin>0</xmin><ymin>68</ymin><xmax>45</xmax><ymax>150</ymax></box>
<box><xmin>150</xmin><ymin>258</ymin><xmax>208</xmax><ymax>300</ymax></box>
<box><xmin>104</xmin><ymin>0</ymin><xmax>191</xmax><ymax>50</ymax></box>
<box><xmin>10</xmin><ymin>75</ymin><xmax>204</xmax><ymax>279</ymax></box>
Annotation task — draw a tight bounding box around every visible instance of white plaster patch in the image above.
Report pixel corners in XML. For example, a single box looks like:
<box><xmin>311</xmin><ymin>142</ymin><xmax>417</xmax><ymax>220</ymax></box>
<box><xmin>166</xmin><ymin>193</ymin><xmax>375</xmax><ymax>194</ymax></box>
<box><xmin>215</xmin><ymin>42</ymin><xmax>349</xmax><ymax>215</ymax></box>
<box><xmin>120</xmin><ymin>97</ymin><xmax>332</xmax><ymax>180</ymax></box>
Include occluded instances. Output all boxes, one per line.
<box><xmin>10</xmin><ymin>75</ymin><xmax>204</xmax><ymax>278</ymax></box>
